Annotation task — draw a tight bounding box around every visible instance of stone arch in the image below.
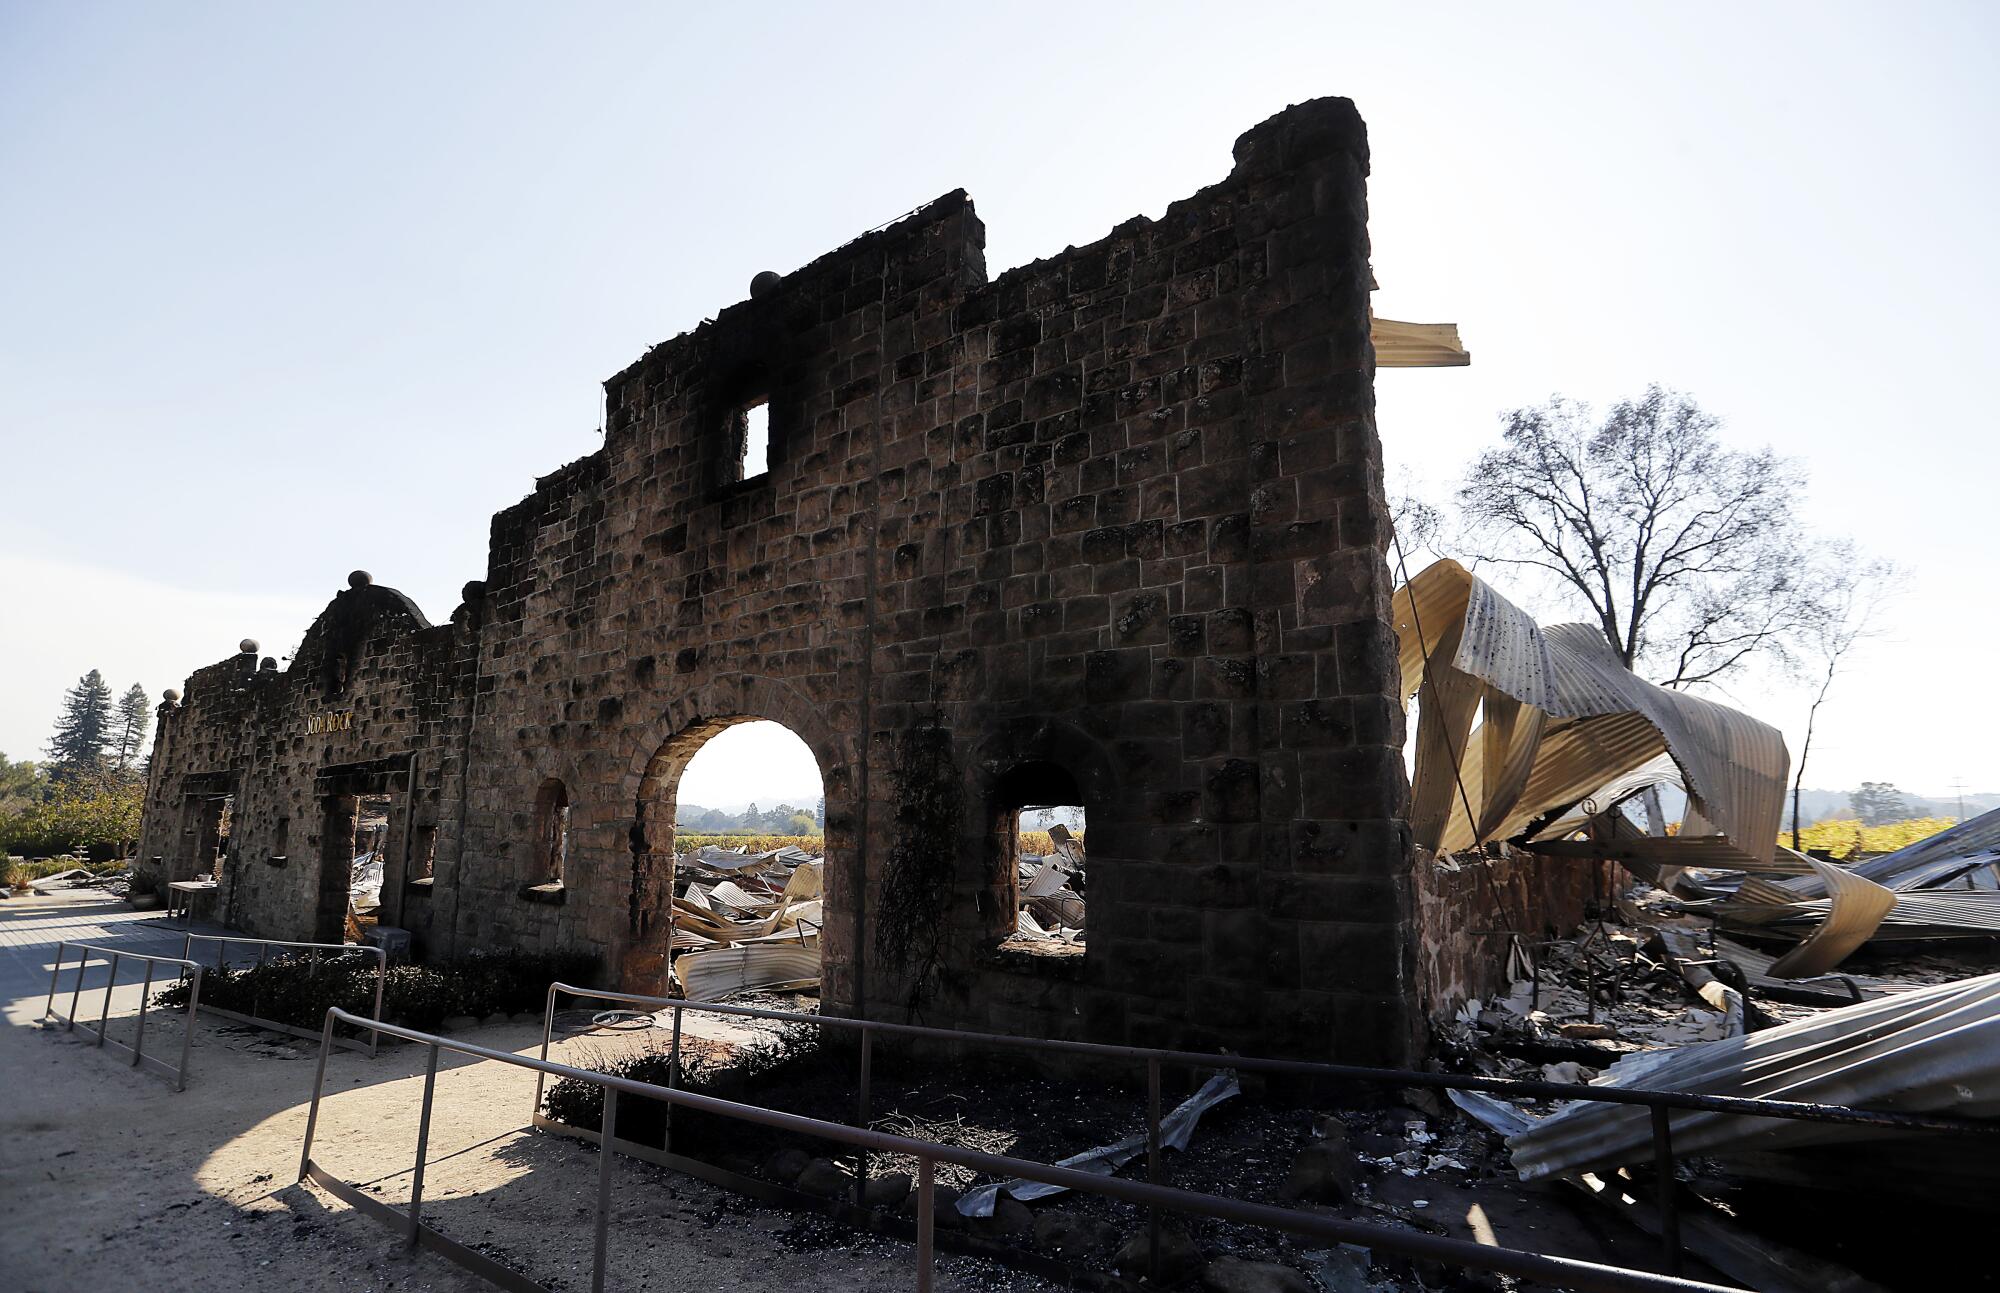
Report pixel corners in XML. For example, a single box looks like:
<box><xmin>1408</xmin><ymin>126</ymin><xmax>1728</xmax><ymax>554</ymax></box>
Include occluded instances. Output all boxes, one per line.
<box><xmin>618</xmin><ymin>675</ymin><xmax>849</xmax><ymax>994</ymax></box>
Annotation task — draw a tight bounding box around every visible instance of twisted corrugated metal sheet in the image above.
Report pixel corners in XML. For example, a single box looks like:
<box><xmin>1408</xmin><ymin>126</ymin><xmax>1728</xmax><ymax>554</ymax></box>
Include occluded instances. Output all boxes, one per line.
<box><xmin>1393</xmin><ymin>560</ymin><xmax>1790</xmax><ymax>863</ymax></box>
<box><xmin>1504</xmin><ymin>971</ymin><xmax>2000</xmax><ymax>1181</ymax></box>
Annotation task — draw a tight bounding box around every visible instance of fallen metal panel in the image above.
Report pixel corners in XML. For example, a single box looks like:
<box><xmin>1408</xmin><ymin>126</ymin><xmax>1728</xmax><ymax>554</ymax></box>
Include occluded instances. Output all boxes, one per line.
<box><xmin>957</xmin><ymin>1070</ymin><xmax>1240</xmax><ymax>1215</ymax></box>
<box><xmin>1502</xmin><ymin>971</ymin><xmax>2000</xmax><ymax>1182</ymax></box>
<box><xmin>674</xmin><ymin>941</ymin><xmax>820</xmax><ymax>1001</ymax></box>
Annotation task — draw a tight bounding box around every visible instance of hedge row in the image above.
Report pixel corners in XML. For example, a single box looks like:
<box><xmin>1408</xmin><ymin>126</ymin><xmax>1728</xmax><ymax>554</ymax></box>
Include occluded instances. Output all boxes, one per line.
<box><xmin>153</xmin><ymin>948</ymin><xmax>595</xmax><ymax>1034</ymax></box>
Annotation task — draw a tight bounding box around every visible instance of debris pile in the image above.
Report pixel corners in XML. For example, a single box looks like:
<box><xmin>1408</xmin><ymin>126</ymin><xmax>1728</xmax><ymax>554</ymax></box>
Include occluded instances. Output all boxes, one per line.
<box><xmin>1012</xmin><ymin>824</ymin><xmax>1086</xmax><ymax>946</ymax></box>
<box><xmin>671</xmin><ymin>844</ymin><xmax>824</xmax><ymax>1000</ymax></box>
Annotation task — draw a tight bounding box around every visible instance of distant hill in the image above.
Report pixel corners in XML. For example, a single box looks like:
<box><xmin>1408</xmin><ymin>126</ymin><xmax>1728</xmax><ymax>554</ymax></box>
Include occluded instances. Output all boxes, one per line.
<box><xmin>1793</xmin><ymin>788</ymin><xmax>1998</xmax><ymax>826</ymax></box>
<box><xmin>676</xmin><ymin>800</ymin><xmax>822</xmax><ymax>833</ymax></box>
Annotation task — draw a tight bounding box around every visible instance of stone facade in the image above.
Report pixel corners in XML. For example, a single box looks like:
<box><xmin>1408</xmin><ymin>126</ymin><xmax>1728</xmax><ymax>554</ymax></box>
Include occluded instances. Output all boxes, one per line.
<box><xmin>137</xmin><ymin>97</ymin><xmax>1424</xmax><ymax>1065</ymax></box>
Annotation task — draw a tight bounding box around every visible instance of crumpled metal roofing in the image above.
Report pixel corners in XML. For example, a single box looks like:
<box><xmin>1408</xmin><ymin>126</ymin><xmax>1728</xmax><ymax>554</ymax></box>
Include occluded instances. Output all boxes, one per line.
<box><xmin>1503</xmin><ymin>971</ymin><xmax>2000</xmax><ymax>1181</ymax></box>
<box><xmin>1696</xmin><ymin>808</ymin><xmax>2000</xmax><ymax>974</ymax></box>
<box><xmin>1393</xmin><ymin>560</ymin><xmax>1790</xmax><ymax>863</ymax></box>
<box><xmin>1779</xmin><ymin>804</ymin><xmax>2000</xmax><ymax>898</ymax></box>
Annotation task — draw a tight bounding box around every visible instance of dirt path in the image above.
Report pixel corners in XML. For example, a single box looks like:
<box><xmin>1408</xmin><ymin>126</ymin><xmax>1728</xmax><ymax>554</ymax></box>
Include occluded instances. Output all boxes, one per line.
<box><xmin>0</xmin><ymin>891</ymin><xmax>1045</xmax><ymax>1292</ymax></box>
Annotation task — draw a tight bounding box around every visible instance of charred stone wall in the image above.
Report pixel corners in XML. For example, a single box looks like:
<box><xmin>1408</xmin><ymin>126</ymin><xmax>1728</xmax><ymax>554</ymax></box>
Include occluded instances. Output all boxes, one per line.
<box><xmin>1412</xmin><ymin>848</ymin><xmax>1610</xmax><ymax>1023</ymax></box>
<box><xmin>137</xmin><ymin>578</ymin><xmax>475</xmax><ymax>950</ymax></box>
<box><xmin>139</xmin><ymin>97</ymin><xmax>1421</xmax><ymax>1064</ymax></box>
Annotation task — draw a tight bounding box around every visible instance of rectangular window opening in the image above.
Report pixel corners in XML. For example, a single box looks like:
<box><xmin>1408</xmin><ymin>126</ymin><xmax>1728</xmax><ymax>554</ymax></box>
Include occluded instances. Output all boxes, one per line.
<box><xmin>742</xmin><ymin>401</ymin><xmax>769</xmax><ymax>479</ymax></box>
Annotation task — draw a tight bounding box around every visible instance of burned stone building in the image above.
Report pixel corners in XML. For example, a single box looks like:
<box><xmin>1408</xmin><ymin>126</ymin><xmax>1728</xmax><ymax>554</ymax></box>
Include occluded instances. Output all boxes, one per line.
<box><xmin>139</xmin><ymin>97</ymin><xmax>1457</xmax><ymax>1066</ymax></box>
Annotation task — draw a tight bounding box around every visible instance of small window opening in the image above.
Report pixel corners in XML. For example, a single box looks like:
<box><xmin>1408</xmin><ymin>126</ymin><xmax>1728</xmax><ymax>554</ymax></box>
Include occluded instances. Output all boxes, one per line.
<box><xmin>1016</xmin><ymin>805</ymin><xmax>1087</xmax><ymax>943</ymax></box>
<box><xmin>535</xmin><ymin>779</ymin><xmax>570</xmax><ymax>887</ymax></box>
<box><xmin>741</xmin><ymin>401</ymin><xmax>770</xmax><ymax>479</ymax></box>
<box><xmin>988</xmin><ymin>761</ymin><xmax>1088</xmax><ymax>952</ymax></box>
<box><xmin>410</xmin><ymin>822</ymin><xmax>437</xmax><ymax>883</ymax></box>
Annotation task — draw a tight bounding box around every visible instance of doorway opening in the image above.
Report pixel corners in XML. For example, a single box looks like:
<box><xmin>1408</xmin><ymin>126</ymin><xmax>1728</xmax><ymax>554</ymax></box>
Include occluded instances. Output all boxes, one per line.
<box><xmin>192</xmin><ymin>793</ymin><xmax>235</xmax><ymax>882</ymax></box>
<box><xmin>316</xmin><ymin>789</ymin><xmax>400</xmax><ymax>942</ymax></box>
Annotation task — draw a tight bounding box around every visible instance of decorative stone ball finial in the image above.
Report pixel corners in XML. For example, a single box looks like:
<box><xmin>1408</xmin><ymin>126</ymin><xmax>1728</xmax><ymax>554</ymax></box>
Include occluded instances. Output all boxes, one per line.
<box><xmin>260</xmin><ymin>657</ymin><xmax>278</xmax><ymax>671</ymax></box>
<box><xmin>348</xmin><ymin>570</ymin><xmax>373</xmax><ymax>589</ymax></box>
<box><xmin>750</xmin><ymin>270</ymin><xmax>782</xmax><ymax>300</ymax></box>
<box><xmin>461</xmin><ymin>579</ymin><xmax>487</xmax><ymax>603</ymax></box>
<box><xmin>162</xmin><ymin>689</ymin><xmax>181</xmax><ymax>705</ymax></box>
<box><xmin>240</xmin><ymin>638</ymin><xmax>259</xmax><ymax>654</ymax></box>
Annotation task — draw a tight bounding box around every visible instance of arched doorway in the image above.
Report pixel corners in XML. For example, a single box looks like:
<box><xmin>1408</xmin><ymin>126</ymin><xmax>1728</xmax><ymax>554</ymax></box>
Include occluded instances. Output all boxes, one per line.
<box><xmin>629</xmin><ymin>716</ymin><xmax>831</xmax><ymax>1001</ymax></box>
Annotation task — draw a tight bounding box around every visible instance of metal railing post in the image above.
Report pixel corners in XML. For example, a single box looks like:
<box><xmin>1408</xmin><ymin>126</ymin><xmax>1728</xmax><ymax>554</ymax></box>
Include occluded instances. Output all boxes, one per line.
<box><xmin>134</xmin><ymin>962</ymin><xmax>155</xmax><ymax>1067</ymax></box>
<box><xmin>592</xmin><ymin>1088</ymin><xmax>619</xmax><ymax>1293</ymax></box>
<box><xmin>300</xmin><ymin>1009</ymin><xmax>336</xmax><ymax>1180</ymax></box>
<box><xmin>407</xmin><ymin>1042</ymin><xmax>441</xmax><ymax>1247</ymax></box>
<box><xmin>45</xmin><ymin>941</ymin><xmax>65</xmax><ymax>1020</ymax></box>
<box><xmin>854</xmin><ymin>1027</ymin><xmax>874</xmax><ymax>1207</ymax></box>
<box><xmin>535</xmin><ymin>982</ymin><xmax>558</xmax><ymax>1119</ymax></box>
<box><xmin>67</xmin><ymin>949</ymin><xmax>86</xmax><ymax>1031</ymax></box>
<box><xmin>369</xmin><ymin>949</ymin><xmax>386</xmax><ymax>1058</ymax></box>
<box><xmin>97</xmin><ymin>952</ymin><xmax>119</xmax><ymax>1045</ymax></box>
<box><xmin>915</xmin><ymin>1156</ymin><xmax>935</xmax><ymax>1293</ymax></box>
<box><xmin>178</xmin><ymin>966</ymin><xmax>201</xmax><ymax>1091</ymax></box>
<box><xmin>665</xmin><ymin>1005</ymin><xmax>683</xmax><ymax>1154</ymax></box>
<box><xmin>1146</xmin><ymin>1055</ymin><xmax>1163</xmax><ymax>1278</ymax></box>
<box><xmin>1650</xmin><ymin>1104</ymin><xmax>1680</xmax><ymax>1275</ymax></box>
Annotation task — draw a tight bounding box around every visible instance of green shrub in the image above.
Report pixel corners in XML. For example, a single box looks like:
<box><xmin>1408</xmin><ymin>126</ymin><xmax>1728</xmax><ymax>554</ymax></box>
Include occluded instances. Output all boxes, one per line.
<box><xmin>152</xmin><ymin>947</ymin><xmax>596</xmax><ymax>1035</ymax></box>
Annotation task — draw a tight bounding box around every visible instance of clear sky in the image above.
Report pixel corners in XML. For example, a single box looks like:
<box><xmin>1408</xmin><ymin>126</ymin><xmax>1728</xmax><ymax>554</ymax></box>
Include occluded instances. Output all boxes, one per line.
<box><xmin>3</xmin><ymin>2</ymin><xmax>1994</xmax><ymax>802</ymax></box>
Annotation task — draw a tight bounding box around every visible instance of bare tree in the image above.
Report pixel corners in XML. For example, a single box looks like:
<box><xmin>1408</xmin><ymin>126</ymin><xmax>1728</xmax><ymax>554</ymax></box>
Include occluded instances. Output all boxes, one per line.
<box><xmin>1388</xmin><ymin>469</ymin><xmax>1447</xmax><ymax>570</ymax></box>
<box><xmin>1458</xmin><ymin>385</ymin><xmax>1814</xmax><ymax>686</ymax></box>
<box><xmin>1789</xmin><ymin>547</ymin><xmax>1898</xmax><ymax>848</ymax></box>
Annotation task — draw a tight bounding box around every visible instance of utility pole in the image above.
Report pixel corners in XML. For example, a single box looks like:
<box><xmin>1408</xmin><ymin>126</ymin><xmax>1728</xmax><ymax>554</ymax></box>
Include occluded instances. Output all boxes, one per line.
<box><xmin>1950</xmin><ymin>777</ymin><xmax>1969</xmax><ymax>822</ymax></box>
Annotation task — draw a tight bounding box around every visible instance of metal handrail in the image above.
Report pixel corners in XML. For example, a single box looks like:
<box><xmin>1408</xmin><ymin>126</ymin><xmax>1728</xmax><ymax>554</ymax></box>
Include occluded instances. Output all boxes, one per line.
<box><xmin>43</xmin><ymin>941</ymin><xmax>204</xmax><ymax>1091</ymax></box>
<box><xmin>538</xmin><ymin>981</ymin><xmax>2000</xmax><ymax>1280</ymax></box>
<box><xmin>303</xmin><ymin>1005</ymin><xmax>1743</xmax><ymax>1293</ymax></box>
<box><xmin>179</xmin><ymin>932</ymin><xmax>387</xmax><ymax>1056</ymax></box>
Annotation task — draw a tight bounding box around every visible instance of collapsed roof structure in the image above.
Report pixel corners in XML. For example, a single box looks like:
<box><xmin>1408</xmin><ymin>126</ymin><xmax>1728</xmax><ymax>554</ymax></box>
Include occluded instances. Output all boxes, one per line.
<box><xmin>1392</xmin><ymin>558</ymin><xmax>1790</xmax><ymax>866</ymax></box>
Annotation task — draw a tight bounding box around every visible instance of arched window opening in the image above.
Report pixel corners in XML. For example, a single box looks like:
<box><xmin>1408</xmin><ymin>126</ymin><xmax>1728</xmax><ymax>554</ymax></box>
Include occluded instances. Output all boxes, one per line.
<box><xmin>990</xmin><ymin>761</ymin><xmax>1088</xmax><ymax>951</ymax></box>
<box><xmin>644</xmin><ymin>718</ymin><xmax>826</xmax><ymax>1003</ymax></box>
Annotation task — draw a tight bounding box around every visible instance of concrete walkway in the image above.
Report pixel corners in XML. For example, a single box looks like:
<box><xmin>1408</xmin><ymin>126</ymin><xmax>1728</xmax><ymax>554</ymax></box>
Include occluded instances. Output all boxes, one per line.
<box><xmin>0</xmin><ymin>885</ymin><xmax>251</xmax><ymax>1004</ymax></box>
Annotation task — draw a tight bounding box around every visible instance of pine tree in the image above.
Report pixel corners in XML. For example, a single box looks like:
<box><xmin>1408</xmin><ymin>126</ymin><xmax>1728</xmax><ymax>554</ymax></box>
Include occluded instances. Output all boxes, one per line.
<box><xmin>47</xmin><ymin>670</ymin><xmax>114</xmax><ymax>784</ymax></box>
<box><xmin>113</xmin><ymin>683</ymin><xmax>151</xmax><ymax>775</ymax></box>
